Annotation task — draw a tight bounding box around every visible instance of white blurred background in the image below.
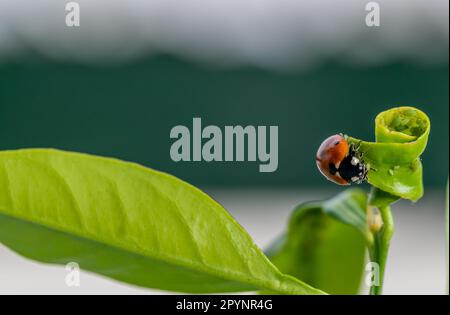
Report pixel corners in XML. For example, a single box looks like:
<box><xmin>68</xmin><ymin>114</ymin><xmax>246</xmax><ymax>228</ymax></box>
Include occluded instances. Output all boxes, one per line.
<box><xmin>0</xmin><ymin>0</ymin><xmax>448</xmax><ymax>68</ymax></box>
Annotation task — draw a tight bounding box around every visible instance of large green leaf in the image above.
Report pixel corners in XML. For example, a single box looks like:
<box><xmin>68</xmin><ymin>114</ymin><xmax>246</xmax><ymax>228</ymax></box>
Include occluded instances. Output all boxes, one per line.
<box><xmin>0</xmin><ymin>149</ymin><xmax>323</xmax><ymax>294</ymax></box>
<box><xmin>266</xmin><ymin>189</ymin><xmax>369</xmax><ymax>295</ymax></box>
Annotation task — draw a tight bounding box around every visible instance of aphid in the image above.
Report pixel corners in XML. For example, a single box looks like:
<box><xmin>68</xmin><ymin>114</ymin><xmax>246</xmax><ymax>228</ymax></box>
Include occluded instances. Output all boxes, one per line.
<box><xmin>315</xmin><ymin>134</ymin><xmax>368</xmax><ymax>185</ymax></box>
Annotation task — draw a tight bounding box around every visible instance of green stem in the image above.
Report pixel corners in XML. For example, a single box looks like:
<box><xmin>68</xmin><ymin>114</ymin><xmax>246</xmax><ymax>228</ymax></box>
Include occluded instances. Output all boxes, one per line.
<box><xmin>368</xmin><ymin>188</ymin><xmax>396</xmax><ymax>295</ymax></box>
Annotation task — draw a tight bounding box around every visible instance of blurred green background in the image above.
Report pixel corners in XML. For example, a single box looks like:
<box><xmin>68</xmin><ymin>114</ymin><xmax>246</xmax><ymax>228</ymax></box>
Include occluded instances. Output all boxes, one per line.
<box><xmin>0</xmin><ymin>57</ymin><xmax>448</xmax><ymax>188</ymax></box>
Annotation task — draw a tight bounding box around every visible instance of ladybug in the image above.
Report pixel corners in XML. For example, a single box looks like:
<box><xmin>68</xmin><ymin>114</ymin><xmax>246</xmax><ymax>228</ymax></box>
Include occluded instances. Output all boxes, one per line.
<box><xmin>315</xmin><ymin>134</ymin><xmax>368</xmax><ymax>185</ymax></box>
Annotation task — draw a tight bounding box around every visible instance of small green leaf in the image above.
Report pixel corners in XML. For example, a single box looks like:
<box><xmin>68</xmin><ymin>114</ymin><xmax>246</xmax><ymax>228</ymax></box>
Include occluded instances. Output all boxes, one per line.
<box><xmin>0</xmin><ymin>149</ymin><xmax>323</xmax><ymax>295</ymax></box>
<box><xmin>266</xmin><ymin>189</ymin><xmax>369</xmax><ymax>295</ymax></box>
<box><xmin>348</xmin><ymin>106</ymin><xmax>431</xmax><ymax>201</ymax></box>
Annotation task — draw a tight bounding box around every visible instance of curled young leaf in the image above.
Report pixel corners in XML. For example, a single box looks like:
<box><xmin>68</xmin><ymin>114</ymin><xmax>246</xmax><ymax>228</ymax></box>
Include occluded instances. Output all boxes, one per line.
<box><xmin>266</xmin><ymin>188</ymin><xmax>369</xmax><ymax>295</ymax></box>
<box><xmin>348</xmin><ymin>107</ymin><xmax>430</xmax><ymax>201</ymax></box>
<box><xmin>0</xmin><ymin>149</ymin><xmax>324</xmax><ymax>295</ymax></box>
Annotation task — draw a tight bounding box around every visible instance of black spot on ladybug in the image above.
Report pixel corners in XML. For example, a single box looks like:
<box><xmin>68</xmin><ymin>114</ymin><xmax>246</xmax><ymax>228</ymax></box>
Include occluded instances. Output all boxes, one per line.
<box><xmin>334</xmin><ymin>141</ymin><xmax>340</xmax><ymax>146</ymax></box>
<box><xmin>329</xmin><ymin>163</ymin><xmax>338</xmax><ymax>175</ymax></box>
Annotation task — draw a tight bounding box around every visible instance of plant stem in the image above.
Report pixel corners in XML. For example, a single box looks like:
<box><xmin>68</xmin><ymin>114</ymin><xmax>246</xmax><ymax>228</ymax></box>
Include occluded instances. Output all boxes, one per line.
<box><xmin>369</xmin><ymin>205</ymin><xmax>394</xmax><ymax>295</ymax></box>
<box><xmin>368</xmin><ymin>188</ymin><xmax>396</xmax><ymax>295</ymax></box>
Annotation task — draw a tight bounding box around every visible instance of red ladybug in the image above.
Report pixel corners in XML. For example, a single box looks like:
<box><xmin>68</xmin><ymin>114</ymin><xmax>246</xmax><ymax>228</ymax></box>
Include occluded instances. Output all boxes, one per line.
<box><xmin>315</xmin><ymin>134</ymin><xmax>367</xmax><ymax>185</ymax></box>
